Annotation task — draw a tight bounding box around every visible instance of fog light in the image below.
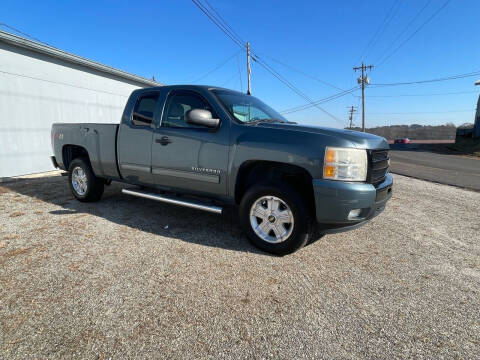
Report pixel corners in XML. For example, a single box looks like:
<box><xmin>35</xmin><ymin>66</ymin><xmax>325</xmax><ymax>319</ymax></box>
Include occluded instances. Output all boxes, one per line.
<box><xmin>348</xmin><ymin>209</ymin><xmax>362</xmax><ymax>220</ymax></box>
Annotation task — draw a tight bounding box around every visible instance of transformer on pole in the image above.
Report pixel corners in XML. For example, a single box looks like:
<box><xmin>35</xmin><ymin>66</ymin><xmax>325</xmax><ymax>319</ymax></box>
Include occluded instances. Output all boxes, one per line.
<box><xmin>353</xmin><ymin>62</ymin><xmax>373</xmax><ymax>132</ymax></box>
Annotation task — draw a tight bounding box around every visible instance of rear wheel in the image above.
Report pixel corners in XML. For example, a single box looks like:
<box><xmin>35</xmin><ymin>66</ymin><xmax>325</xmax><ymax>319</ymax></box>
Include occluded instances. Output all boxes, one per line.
<box><xmin>68</xmin><ymin>158</ymin><xmax>104</xmax><ymax>202</ymax></box>
<box><xmin>239</xmin><ymin>183</ymin><xmax>314</xmax><ymax>255</ymax></box>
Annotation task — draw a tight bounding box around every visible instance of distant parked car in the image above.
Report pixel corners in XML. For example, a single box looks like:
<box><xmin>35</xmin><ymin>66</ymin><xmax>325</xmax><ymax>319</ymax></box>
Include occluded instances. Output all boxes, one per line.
<box><xmin>394</xmin><ymin>138</ymin><xmax>411</xmax><ymax>144</ymax></box>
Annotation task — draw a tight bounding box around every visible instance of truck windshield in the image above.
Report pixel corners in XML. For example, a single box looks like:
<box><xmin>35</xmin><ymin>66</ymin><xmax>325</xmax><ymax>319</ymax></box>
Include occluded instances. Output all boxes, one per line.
<box><xmin>212</xmin><ymin>90</ymin><xmax>288</xmax><ymax>124</ymax></box>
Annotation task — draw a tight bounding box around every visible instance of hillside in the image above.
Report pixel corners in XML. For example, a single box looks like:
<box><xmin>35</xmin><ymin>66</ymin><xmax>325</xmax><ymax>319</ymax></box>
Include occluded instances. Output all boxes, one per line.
<box><xmin>348</xmin><ymin>124</ymin><xmax>458</xmax><ymax>140</ymax></box>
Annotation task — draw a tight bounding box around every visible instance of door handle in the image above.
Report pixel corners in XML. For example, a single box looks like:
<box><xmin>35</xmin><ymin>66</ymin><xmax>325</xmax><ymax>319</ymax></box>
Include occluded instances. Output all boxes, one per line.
<box><xmin>156</xmin><ymin>136</ymin><xmax>171</xmax><ymax>146</ymax></box>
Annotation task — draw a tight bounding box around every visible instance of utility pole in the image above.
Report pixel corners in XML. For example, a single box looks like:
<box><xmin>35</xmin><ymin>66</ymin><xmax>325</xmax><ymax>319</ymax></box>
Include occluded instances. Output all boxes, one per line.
<box><xmin>348</xmin><ymin>106</ymin><xmax>357</xmax><ymax>129</ymax></box>
<box><xmin>353</xmin><ymin>62</ymin><xmax>373</xmax><ymax>132</ymax></box>
<box><xmin>474</xmin><ymin>80</ymin><xmax>480</xmax><ymax>138</ymax></box>
<box><xmin>246</xmin><ymin>42</ymin><xmax>251</xmax><ymax>95</ymax></box>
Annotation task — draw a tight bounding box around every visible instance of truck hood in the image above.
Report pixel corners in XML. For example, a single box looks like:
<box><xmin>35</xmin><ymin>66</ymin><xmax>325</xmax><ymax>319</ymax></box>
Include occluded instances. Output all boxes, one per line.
<box><xmin>258</xmin><ymin>122</ymin><xmax>389</xmax><ymax>149</ymax></box>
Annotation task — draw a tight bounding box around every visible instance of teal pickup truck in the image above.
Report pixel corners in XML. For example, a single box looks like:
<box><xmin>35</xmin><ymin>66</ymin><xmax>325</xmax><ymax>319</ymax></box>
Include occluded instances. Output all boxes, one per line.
<box><xmin>51</xmin><ymin>85</ymin><xmax>392</xmax><ymax>255</ymax></box>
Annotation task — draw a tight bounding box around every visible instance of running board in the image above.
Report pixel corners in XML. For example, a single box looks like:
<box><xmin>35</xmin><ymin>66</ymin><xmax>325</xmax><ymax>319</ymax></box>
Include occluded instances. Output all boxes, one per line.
<box><xmin>121</xmin><ymin>188</ymin><xmax>222</xmax><ymax>214</ymax></box>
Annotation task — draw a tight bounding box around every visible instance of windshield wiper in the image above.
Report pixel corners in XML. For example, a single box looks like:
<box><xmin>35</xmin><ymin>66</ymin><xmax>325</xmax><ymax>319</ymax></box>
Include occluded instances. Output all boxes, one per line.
<box><xmin>245</xmin><ymin>118</ymin><xmax>287</xmax><ymax>125</ymax></box>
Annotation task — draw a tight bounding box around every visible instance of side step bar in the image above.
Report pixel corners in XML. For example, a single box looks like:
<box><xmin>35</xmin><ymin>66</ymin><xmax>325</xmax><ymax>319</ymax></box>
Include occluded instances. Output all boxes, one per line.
<box><xmin>122</xmin><ymin>188</ymin><xmax>222</xmax><ymax>214</ymax></box>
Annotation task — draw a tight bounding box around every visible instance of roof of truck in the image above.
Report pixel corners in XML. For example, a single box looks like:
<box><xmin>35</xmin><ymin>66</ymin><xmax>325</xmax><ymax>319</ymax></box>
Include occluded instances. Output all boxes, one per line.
<box><xmin>137</xmin><ymin>84</ymin><xmax>247</xmax><ymax>94</ymax></box>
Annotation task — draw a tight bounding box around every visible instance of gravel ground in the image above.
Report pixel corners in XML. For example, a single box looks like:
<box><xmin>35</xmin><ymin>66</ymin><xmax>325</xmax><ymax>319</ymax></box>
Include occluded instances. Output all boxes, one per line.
<box><xmin>1</xmin><ymin>173</ymin><xmax>479</xmax><ymax>359</ymax></box>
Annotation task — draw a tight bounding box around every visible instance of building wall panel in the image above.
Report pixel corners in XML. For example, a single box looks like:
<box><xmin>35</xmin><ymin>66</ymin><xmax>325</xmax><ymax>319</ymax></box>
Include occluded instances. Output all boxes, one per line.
<box><xmin>0</xmin><ymin>42</ymin><xmax>148</xmax><ymax>177</ymax></box>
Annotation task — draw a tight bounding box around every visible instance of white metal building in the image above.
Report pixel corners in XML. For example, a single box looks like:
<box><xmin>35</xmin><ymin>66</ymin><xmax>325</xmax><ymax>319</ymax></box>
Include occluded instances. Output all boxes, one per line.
<box><xmin>0</xmin><ymin>30</ymin><xmax>160</xmax><ymax>178</ymax></box>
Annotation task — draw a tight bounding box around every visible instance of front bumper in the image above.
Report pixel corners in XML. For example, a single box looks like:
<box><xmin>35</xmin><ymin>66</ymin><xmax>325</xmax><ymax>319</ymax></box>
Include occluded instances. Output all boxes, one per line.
<box><xmin>312</xmin><ymin>173</ymin><xmax>393</xmax><ymax>233</ymax></box>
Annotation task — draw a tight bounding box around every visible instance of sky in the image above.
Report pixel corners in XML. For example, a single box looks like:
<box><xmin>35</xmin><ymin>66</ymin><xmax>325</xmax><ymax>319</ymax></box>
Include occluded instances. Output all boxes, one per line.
<box><xmin>2</xmin><ymin>0</ymin><xmax>480</xmax><ymax>128</ymax></box>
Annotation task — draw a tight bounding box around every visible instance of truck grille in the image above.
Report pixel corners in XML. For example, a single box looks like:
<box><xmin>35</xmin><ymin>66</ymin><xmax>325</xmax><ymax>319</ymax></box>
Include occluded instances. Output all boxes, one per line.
<box><xmin>368</xmin><ymin>150</ymin><xmax>389</xmax><ymax>186</ymax></box>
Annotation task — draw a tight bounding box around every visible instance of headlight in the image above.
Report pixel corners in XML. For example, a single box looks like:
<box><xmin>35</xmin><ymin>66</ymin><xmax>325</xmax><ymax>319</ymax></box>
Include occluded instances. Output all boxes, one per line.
<box><xmin>323</xmin><ymin>147</ymin><xmax>367</xmax><ymax>181</ymax></box>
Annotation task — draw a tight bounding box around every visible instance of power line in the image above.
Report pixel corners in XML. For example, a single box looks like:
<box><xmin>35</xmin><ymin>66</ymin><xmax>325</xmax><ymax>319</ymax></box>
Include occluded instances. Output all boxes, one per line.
<box><xmin>264</xmin><ymin>56</ymin><xmax>345</xmax><ymax>92</ymax></box>
<box><xmin>0</xmin><ymin>69</ymin><xmax>129</xmax><ymax>97</ymax></box>
<box><xmin>191</xmin><ymin>0</ymin><xmax>245</xmax><ymax>49</ymax></box>
<box><xmin>365</xmin><ymin>90</ymin><xmax>479</xmax><ymax>98</ymax></box>
<box><xmin>249</xmin><ymin>51</ymin><xmax>344</xmax><ymax>121</ymax></box>
<box><xmin>203</xmin><ymin>0</ymin><xmax>244</xmax><ymax>47</ymax></box>
<box><xmin>370</xmin><ymin>108</ymin><xmax>476</xmax><ymax>115</ymax></box>
<box><xmin>357</xmin><ymin>0</ymin><xmax>401</xmax><ymax>62</ymax></box>
<box><xmin>0</xmin><ymin>23</ymin><xmax>50</xmax><ymax>46</ymax></box>
<box><xmin>376</xmin><ymin>0</ymin><xmax>451</xmax><ymax>68</ymax></box>
<box><xmin>370</xmin><ymin>0</ymin><xmax>402</xmax><ymax>57</ymax></box>
<box><xmin>253</xmin><ymin>58</ymin><xmax>344</xmax><ymax>123</ymax></box>
<box><xmin>219</xmin><ymin>71</ymin><xmax>239</xmax><ymax>87</ymax></box>
<box><xmin>374</xmin><ymin>0</ymin><xmax>432</xmax><ymax>65</ymax></box>
<box><xmin>370</xmin><ymin>70</ymin><xmax>480</xmax><ymax>87</ymax></box>
<box><xmin>280</xmin><ymin>86</ymin><xmax>360</xmax><ymax>115</ymax></box>
<box><xmin>280</xmin><ymin>87</ymin><xmax>359</xmax><ymax>115</ymax></box>
<box><xmin>365</xmin><ymin>0</ymin><xmax>402</xmax><ymax>61</ymax></box>
<box><xmin>281</xmin><ymin>87</ymin><xmax>360</xmax><ymax>115</ymax></box>
<box><xmin>190</xmin><ymin>49</ymin><xmax>241</xmax><ymax>83</ymax></box>
<box><xmin>190</xmin><ymin>0</ymin><xmax>345</xmax><ymax>124</ymax></box>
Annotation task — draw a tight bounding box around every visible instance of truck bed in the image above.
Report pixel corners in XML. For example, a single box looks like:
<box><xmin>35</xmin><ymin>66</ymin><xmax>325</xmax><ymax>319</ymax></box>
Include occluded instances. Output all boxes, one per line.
<box><xmin>52</xmin><ymin>123</ymin><xmax>120</xmax><ymax>179</ymax></box>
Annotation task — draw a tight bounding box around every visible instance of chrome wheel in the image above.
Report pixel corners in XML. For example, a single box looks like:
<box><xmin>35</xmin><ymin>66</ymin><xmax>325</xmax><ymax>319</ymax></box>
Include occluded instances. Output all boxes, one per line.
<box><xmin>249</xmin><ymin>195</ymin><xmax>294</xmax><ymax>244</ymax></box>
<box><xmin>71</xmin><ymin>166</ymin><xmax>88</xmax><ymax>196</ymax></box>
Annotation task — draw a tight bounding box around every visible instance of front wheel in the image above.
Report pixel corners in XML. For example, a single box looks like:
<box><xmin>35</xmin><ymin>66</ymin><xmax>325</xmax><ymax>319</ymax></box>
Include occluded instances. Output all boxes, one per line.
<box><xmin>68</xmin><ymin>158</ymin><xmax>104</xmax><ymax>202</ymax></box>
<box><xmin>239</xmin><ymin>183</ymin><xmax>314</xmax><ymax>255</ymax></box>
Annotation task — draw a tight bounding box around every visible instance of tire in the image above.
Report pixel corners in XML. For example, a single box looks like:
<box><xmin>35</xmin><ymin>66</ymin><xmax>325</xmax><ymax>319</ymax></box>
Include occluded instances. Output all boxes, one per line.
<box><xmin>68</xmin><ymin>157</ymin><xmax>104</xmax><ymax>202</ymax></box>
<box><xmin>239</xmin><ymin>183</ymin><xmax>314</xmax><ymax>255</ymax></box>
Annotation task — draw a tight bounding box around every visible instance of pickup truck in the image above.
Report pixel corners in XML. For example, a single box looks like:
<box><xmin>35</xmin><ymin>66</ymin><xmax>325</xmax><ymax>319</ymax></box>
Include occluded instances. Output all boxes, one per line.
<box><xmin>51</xmin><ymin>85</ymin><xmax>392</xmax><ymax>255</ymax></box>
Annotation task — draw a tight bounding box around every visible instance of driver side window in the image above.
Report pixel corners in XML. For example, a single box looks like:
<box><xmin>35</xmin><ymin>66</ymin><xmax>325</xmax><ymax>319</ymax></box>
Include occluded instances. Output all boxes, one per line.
<box><xmin>162</xmin><ymin>93</ymin><xmax>212</xmax><ymax>128</ymax></box>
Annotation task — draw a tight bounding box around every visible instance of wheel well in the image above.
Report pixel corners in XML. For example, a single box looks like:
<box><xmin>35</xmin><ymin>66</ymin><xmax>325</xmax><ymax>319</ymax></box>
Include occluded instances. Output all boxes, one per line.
<box><xmin>235</xmin><ymin>160</ymin><xmax>316</xmax><ymax>217</ymax></box>
<box><xmin>62</xmin><ymin>145</ymin><xmax>90</xmax><ymax>170</ymax></box>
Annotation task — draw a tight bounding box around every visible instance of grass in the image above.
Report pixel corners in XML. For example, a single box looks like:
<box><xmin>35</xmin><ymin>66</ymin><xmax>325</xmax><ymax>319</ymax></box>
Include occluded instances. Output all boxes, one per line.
<box><xmin>448</xmin><ymin>137</ymin><xmax>480</xmax><ymax>156</ymax></box>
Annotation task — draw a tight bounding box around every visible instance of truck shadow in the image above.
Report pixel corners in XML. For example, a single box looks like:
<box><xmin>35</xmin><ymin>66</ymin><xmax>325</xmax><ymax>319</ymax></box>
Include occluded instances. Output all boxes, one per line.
<box><xmin>2</xmin><ymin>174</ymin><xmax>320</xmax><ymax>255</ymax></box>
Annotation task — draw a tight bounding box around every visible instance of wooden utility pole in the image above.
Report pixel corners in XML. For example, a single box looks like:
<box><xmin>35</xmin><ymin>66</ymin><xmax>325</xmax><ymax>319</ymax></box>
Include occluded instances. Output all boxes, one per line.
<box><xmin>474</xmin><ymin>80</ymin><xmax>480</xmax><ymax>138</ymax></box>
<box><xmin>348</xmin><ymin>106</ymin><xmax>357</xmax><ymax>129</ymax></box>
<box><xmin>246</xmin><ymin>42</ymin><xmax>251</xmax><ymax>95</ymax></box>
<box><xmin>353</xmin><ymin>62</ymin><xmax>373</xmax><ymax>132</ymax></box>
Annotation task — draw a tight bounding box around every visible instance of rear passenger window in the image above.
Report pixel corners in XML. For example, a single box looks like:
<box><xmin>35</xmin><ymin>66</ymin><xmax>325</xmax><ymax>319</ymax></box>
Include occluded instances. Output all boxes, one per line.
<box><xmin>132</xmin><ymin>94</ymin><xmax>158</xmax><ymax>126</ymax></box>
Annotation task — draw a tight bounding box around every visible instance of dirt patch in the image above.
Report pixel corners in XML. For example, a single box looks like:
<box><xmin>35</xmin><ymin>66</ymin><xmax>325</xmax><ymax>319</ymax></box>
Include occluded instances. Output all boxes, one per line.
<box><xmin>0</xmin><ymin>186</ymin><xmax>10</xmax><ymax>194</ymax></box>
<box><xmin>68</xmin><ymin>263</ymin><xmax>80</xmax><ymax>271</ymax></box>
<box><xmin>1</xmin><ymin>247</ymin><xmax>32</xmax><ymax>258</ymax></box>
<box><xmin>9</xmin><ymin>212</ymin><xmax>25</xmax><ymax>218</ymax></box>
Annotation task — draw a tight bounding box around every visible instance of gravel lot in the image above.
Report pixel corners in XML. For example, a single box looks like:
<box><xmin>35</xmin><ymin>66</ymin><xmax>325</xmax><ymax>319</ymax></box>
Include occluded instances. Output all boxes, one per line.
<box><xmin>1</xmin><ymin>173</ymin><xmax>479</xmax><ymax>359</ymax></box>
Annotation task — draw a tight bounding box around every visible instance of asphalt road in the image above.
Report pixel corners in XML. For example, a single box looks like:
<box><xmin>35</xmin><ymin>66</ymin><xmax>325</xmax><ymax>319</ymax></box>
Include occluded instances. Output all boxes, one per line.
<box><xmin>1</xmin><ymin>173</ymin><xmax>480</xmax><ymax>359</ymax></box>
<box><xmin>389</xmin><ymin>148</ymin><xmax>480</xmax><ymax>191</ymax></box>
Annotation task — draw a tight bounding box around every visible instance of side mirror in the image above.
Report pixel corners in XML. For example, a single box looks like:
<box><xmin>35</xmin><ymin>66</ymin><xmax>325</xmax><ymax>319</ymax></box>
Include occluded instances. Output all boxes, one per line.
<box><xmin>185</xmin><ymin>109</ymin><xmax>220</xmax><ymax>128</ymax></box>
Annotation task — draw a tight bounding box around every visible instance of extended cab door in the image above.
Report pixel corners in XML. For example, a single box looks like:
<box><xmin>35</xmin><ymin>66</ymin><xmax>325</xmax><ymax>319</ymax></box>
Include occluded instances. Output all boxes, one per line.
<box><xmin>117</xmin><ymin>91</ymin><xmax>161</xmax><ymax>184</ymax></box>
<box><xmin>151</xmin><ymin>90</ymin><xmax>229</xmax><ymax>197</ymax></box>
